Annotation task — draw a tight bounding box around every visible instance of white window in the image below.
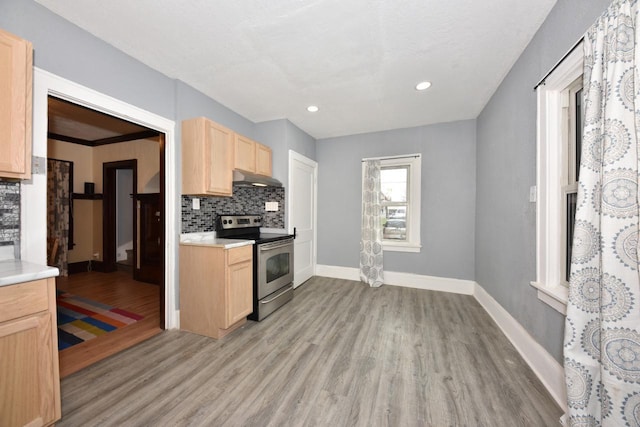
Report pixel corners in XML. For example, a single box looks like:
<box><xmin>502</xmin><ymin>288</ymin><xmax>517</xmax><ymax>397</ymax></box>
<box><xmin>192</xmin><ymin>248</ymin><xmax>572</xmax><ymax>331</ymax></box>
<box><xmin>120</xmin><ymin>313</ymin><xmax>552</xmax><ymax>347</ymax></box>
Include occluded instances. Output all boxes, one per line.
<box><xmin>562</xmin><ymin>77</ymin><xmax>583</xmax><ymax>284</ymax></box>
<box><xmin>532</xmin><ymin>42</ymin><xmax>584</xmax><ymax>314</ymax></box>
<box><xmin>364</xmin><ymin>154</ymin><xmax>421</xmax><ymax>253</ymax></box>
<box><xmin>381</xmin><ymin>166</ymin><xmax>409</xmax><ymax>241</ymax></box>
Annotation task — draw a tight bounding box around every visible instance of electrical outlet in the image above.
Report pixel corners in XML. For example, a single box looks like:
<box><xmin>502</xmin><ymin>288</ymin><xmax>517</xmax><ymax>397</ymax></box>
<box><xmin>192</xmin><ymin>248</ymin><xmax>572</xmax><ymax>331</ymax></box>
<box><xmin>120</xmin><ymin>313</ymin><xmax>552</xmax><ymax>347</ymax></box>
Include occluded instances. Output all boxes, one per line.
<box><xmin>192</xmin><ymin>198</ymin><xmax>200</xmax><ymax>210</ymax></box>
<box><xmin>265</xmin><ymin>201</ymin><xmax>279</xmax><ymax>212</ymax></box>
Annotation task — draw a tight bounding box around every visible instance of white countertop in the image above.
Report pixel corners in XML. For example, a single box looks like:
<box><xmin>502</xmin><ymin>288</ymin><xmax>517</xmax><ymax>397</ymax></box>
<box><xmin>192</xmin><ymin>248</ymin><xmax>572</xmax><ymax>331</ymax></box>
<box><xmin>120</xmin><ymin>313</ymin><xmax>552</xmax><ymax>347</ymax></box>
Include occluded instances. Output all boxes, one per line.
<box><xmin>0</xmin><ymin>259</ymin><xmax>60</xmax><ymax>287</ymax></box>
<box><xmin>180</xmin><ymin>232</ymin><xmax>254</xmax><ymax>249</ymax></box>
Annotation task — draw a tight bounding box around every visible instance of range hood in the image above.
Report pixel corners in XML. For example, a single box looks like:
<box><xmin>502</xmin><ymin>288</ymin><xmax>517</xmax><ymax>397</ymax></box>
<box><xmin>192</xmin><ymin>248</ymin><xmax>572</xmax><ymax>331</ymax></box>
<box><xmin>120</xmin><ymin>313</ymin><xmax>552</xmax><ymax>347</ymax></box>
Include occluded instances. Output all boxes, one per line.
<box><xmin>233</xmin><ymin>170</ymin><xmax>282</xmax><ymax>187</ymax></box>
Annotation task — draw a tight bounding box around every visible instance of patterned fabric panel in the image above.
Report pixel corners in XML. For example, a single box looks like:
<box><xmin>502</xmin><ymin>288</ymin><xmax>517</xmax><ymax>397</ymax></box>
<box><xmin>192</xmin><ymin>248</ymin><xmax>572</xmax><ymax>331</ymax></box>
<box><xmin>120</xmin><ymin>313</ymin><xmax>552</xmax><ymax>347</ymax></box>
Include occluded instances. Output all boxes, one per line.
<box><xmin>564</xmin><ymin>1</ymin><xmax>640</xmax><ymax>425</ymax></box>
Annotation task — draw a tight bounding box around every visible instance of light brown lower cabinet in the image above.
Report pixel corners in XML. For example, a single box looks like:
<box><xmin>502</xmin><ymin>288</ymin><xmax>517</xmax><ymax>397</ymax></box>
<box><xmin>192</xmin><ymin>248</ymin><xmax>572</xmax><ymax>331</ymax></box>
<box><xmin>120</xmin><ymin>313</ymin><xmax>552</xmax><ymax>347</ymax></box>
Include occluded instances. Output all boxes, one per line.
<box><xmin>180</xmin><ymin>244</ymin><xmax>253</xmax><ymax>339</ymax></box>
<box><xmin>0</xmin><ymin>278</ymin><xmax>61</xmax><ymax>427</ymax></box>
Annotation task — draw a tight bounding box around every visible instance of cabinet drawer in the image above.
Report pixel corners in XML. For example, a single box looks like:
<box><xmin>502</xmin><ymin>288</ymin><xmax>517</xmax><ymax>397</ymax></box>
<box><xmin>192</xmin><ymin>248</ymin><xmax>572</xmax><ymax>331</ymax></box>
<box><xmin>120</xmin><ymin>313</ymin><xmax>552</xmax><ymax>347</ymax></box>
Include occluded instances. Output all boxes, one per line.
<box><xmin>227</xmin><ymin>245</ymin><xmax>252</xmax><ymax>265</ymax></box>
<box><xmin>0</xmin><ymin>280</ymin><xmax>49</xmax><ymax>324</ymax></box>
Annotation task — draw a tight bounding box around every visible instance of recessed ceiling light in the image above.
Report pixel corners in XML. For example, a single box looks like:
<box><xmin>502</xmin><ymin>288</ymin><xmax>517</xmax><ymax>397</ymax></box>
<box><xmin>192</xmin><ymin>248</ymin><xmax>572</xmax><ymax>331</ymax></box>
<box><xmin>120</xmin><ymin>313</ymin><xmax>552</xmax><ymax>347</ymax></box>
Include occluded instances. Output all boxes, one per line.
<box><xmin>307</xmin><ymin>105</ymin><xmax>319</xmax><ymax>112</ymax></box>
<box><xmin>415</xmin><ymin>81</ymin><xmax>432</xmax><ymax>91</ymax></box>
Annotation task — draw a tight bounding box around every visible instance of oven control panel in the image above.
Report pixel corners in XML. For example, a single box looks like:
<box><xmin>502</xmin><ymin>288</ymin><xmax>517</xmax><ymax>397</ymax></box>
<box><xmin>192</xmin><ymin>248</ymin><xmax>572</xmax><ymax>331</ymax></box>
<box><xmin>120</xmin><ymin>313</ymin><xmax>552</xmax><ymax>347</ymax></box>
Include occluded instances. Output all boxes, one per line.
<box><xmin>217</xmin><ymin>214</ymin><xmax>263</xmax><ymax>229</ymax></box>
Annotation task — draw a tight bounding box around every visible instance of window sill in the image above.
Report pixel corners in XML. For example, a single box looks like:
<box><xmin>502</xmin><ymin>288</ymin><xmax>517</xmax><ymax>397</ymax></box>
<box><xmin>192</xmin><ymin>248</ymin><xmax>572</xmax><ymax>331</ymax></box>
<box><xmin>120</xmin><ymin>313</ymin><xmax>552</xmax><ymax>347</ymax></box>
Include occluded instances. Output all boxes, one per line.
<box><xmin>383</xmin><ymin>242</ymin><xmax>421</xmax><ymax>253</ymax></box>
<box><xmin>530</xmin><ymin>281</ymin><xmax>568</xmax><ymax>315</ymax></box>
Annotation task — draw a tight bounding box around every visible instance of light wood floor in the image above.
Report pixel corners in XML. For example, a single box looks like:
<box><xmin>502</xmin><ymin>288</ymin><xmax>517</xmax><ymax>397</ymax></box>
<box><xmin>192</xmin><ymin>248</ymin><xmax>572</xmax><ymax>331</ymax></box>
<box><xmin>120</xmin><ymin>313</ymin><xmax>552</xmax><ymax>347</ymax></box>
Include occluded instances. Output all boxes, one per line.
<box><xmin>59</xmin><ymin>276</ymin><xmax>562</xmax><ymax>426</ymax></box>
<box><xmin>56</xmin><ymin>270</ymin><xmax>161</xmax><ymax>378</ymax></box>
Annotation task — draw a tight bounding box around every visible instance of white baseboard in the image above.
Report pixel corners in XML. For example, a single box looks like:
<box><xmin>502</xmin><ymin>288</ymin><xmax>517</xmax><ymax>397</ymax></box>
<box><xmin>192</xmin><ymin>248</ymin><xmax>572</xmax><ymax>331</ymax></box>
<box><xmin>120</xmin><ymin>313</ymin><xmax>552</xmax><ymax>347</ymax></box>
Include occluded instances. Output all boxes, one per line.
<box><xmin>384</xmin><ymin>270</ymin><xmax>475</xmax><ymax>294</ymax></box>
<box><xmin>473</xmin><ymin>284</ymin><xmax>567</xmax><ymax>410</ymax></box>
<box><xmin>315</xmin><ymin>264</ymin><xmax>475</xmax><ymax>294</ymax></box>
<box><xmin>167</xmin><ymin>309</ymin><xmax>180</xmax><ymax>330</ymax></box>
<box><xmin>315</xmin><ymin>264</ymin><xmax>566</xmax><ymax>410</ymax></box>
<box><xmin>315</xmin><ymin>264</ymin><xmax>360</xmax><ymax>281</ymax></box>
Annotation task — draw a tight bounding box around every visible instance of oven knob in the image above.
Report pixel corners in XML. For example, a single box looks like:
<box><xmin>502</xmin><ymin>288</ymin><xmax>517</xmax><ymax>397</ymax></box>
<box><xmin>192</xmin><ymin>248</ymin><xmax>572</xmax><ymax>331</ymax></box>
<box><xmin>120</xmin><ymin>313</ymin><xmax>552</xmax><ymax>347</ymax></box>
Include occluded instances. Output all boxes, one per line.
<box><xmin>223</xmin><ymin>220</ymin><xmax>227</xmax><ymax>224</ymax></box>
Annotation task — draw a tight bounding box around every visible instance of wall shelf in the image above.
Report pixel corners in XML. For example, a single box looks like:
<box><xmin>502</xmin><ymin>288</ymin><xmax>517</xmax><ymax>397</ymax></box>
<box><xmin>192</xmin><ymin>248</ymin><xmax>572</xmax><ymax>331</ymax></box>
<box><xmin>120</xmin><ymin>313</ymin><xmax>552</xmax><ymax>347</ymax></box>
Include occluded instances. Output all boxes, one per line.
<box><xmin>72</xmin><ymin>193</ymin><xmax>103</xmax><ymax>200</ymax></box>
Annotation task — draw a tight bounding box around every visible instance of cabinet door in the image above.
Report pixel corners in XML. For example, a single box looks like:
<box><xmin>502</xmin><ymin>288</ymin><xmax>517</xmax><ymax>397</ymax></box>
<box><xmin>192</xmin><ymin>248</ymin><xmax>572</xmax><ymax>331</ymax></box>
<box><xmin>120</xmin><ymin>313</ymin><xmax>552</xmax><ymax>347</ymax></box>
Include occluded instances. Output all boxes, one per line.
<box><xmin>0</xmin><ymin>313</ymin><xmax>58</xmax><ymax>427</ymax></box>
<box><xmin>234</xmin><ymin>134</ymin><xmax>256</xmax><ymax>173</ymax></box>
<box><xmin>205</xmin><ymin>120</ymin><xmax>233</xmax><ymax>196</ymax></box>
<box><xmin>255</xmin><ymin>143</ymin><xmax>272</xmax><ymax>177</ymax></box>
<box><xmin>0</xmin><ymin>29</ymin><xmax>32</xmax><ymax>179</ymax></box>
<box><xmin>226</xmin><ymin>259</ymin><xmax>253</xmax><ymax>327</ymax></box>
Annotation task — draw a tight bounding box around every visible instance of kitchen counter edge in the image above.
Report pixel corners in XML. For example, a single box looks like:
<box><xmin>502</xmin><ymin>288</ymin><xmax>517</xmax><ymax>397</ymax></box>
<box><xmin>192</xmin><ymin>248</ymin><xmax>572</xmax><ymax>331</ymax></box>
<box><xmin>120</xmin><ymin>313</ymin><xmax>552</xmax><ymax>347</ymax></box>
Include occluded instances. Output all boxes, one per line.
<box><xmin>180</xmin><ymin>233</ymin><xmax>255</xmax><ymax>249</ymax></box>
<box><xmin>0</xmin><ymin>259</ymin><xmax>60</xmax><ymax>287</ymax></box>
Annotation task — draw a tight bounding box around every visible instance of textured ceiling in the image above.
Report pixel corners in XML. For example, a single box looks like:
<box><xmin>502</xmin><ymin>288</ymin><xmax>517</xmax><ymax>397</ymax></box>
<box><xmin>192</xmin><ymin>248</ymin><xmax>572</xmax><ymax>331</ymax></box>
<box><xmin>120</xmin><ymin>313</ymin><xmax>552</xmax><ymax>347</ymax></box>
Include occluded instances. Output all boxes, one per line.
<box><xmin>36</xmin><ymin>0</ymin><xmax>557</xmax><ymax>139</ymax></box>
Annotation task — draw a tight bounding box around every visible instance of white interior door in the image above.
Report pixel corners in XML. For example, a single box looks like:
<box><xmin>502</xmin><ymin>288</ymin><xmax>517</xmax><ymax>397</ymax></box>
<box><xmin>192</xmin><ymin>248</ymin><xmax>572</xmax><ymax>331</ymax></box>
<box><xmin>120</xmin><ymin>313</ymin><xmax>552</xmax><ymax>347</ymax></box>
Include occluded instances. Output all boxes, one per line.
<box><xmin>288</xmin><ymin>150</ymin><xmax>317</xmax><ymax>287</ymax></box>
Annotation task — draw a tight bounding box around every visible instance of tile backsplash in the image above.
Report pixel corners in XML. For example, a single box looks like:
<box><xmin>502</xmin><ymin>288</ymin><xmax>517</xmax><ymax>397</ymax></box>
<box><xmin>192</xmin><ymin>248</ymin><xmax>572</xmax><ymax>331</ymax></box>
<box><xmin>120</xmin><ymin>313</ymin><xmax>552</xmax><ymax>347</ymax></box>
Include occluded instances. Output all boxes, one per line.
<box><xmin>182</xmin><ymin>185</ymin><xmax>285</xmax><ymax>233</ymax></box>
<box><xmin>0</xmin><ymin>180</ymin><xmax>20</xmax><ymax>246</ymax></box>
<box><xmin>1</xmin><ymin>179</ymin><xmax>286</xmax><ymax>245</ymax></box>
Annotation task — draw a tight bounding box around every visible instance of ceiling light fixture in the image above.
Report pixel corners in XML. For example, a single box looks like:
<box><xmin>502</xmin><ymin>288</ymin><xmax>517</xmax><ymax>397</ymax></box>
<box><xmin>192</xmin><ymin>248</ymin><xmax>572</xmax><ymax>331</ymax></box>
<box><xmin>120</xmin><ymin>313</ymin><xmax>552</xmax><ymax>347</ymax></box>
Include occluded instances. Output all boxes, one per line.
<box><xmin>307</xmin><ymin>105</ymin><xmax>319</xmax><ymax>113</ymax></box>
<box><xmin>415</xmin><ymin>81</ymin><xmax>432</xmax><ymax>91</ymax></box>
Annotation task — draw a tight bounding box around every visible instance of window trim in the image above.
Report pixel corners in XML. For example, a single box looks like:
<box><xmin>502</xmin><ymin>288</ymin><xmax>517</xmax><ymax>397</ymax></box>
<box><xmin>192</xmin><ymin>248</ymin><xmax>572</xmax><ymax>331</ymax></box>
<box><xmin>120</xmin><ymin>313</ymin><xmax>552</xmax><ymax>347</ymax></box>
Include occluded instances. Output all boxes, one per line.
<box><xmin>531</xmin><ymin>41</ymin><xmax>583</xmax><ymax>315</ymax></box>
<box><xmin>362</xmin><ymin>154</ymin><xmax>422</xmax><ymax>253</ymax></box>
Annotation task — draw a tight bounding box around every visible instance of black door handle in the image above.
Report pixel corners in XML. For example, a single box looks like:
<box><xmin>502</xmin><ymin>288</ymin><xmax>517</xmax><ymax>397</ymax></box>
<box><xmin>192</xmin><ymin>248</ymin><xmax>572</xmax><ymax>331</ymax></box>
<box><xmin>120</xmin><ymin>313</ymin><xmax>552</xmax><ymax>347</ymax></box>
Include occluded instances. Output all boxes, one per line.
<box><xmin>293</xmin><ymin>227</ymin><xmax>297</xmax><ymax>239</ymax></box>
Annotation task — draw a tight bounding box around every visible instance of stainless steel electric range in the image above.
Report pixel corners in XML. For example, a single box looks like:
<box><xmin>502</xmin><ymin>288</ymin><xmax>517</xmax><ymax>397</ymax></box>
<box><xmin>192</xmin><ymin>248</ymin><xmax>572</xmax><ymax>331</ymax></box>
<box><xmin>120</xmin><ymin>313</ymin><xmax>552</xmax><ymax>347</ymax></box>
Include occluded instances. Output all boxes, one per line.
<box><xmin>216</xmin><ymin>214</ymin><xmax>294</xmax><ymax>321</ymax></box>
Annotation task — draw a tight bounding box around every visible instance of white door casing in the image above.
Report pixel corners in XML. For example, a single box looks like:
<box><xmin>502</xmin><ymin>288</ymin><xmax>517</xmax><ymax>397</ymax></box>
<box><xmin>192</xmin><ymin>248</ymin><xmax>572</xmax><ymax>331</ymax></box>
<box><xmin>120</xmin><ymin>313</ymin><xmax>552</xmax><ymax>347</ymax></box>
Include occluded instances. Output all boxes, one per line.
<box><xmin>29</xmin><ymin>68</ymin><xmax>179</xmax><ymax>329</ymax></box>
<box><xmin>287</xmin><ymin>150</ymin><xmax>317</xmax><ymax>287</ymax></box>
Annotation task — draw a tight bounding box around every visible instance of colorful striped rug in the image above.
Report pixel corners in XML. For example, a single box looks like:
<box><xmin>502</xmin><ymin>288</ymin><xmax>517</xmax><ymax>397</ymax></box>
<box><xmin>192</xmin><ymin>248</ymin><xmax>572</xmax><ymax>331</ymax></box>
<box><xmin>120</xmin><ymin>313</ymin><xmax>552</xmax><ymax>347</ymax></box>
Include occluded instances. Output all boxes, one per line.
<box><xmin>56</xmin><ymin>291</ymin><xmax>144</xmax><ymax>351</ymax></box>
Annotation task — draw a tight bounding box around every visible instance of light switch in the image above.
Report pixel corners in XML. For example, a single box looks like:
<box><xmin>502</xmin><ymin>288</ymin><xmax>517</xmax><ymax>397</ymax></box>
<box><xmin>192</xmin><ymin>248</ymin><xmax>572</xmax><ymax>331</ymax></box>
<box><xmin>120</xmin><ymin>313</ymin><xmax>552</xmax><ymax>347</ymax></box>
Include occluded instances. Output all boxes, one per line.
<box><xmin>529</xmin><ymin>186</ymin><xmax>537</xmax><ymax>203</ymax></box>
<box><xmin>265</xmin><ymin>201</ymin><xmax>279</xmax><ymax>212</ymax></box>
<box><xmin>192</xmin><ymin>198</ymin><xmax>200</xmax><ymax>210</ymax></box>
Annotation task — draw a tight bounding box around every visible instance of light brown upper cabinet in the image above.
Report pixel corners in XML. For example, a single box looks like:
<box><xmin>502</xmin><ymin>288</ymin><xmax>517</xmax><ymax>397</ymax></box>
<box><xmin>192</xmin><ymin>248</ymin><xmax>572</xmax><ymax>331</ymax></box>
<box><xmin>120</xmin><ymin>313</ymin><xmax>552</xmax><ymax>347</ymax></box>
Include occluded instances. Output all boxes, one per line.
<box><xmin>256</xmin><ymin>142</ymin><xmax>272</xmax><ymax>176</ymax></box>
<box><xmin>0</xmin><ymin>29</ymin><xmax>33</xmax><ymax>179</ymax></box>
<box><xmin>234</xmin><ymin>134</ymin><xmax>272</xmax><ymax>177</ymax></box>
<box><xmin>182</xmin><ymin>117</ymin><xmax>234</xmax><ymax>196</ymax></box>
<box><xmin>234</xmin><ymin>134</ymin><xmax>256</xmax><ymax>174</ymax></box>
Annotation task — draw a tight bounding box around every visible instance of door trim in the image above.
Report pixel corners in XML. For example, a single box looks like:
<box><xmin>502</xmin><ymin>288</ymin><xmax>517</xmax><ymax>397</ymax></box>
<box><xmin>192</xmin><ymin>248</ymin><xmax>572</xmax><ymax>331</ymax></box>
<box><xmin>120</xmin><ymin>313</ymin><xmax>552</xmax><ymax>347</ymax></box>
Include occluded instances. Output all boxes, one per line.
<box><xmin>28</xmin><ymin>68</ymin><xmax>178</xmax><ymax>329</ymax></box>
<box><xmin>287</xmin><ymin>150</ymin><xmax>318</xmax><ymax>287</ymax></box>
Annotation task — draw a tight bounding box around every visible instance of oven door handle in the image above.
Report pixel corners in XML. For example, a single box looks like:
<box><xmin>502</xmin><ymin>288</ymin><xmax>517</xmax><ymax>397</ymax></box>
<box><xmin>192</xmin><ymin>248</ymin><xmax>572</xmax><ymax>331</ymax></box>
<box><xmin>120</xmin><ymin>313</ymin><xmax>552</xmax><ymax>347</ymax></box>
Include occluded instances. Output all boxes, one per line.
<box><xmin>259</xmin><ymin>239</ymin><xmax>293</xmax><ymax>251</ymax></box>
<box><xmin>260</xmin><ymin>285</ymin><xmax>294</xmax><ymax>304</ymax></box>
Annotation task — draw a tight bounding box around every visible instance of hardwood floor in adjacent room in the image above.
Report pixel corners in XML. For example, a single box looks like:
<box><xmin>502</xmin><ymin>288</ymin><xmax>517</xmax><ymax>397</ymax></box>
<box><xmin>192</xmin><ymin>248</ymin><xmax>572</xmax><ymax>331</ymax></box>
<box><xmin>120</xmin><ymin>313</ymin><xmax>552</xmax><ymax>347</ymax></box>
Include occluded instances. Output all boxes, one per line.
<box><xmin>56</xmin><ymin>270</ymin><xmax>161</xmax><ymax>378</ymax></box>
<box><xmin>59</xmin><ymin>276</ymin><xmax>562</xmax><ymax>426</ymax></box>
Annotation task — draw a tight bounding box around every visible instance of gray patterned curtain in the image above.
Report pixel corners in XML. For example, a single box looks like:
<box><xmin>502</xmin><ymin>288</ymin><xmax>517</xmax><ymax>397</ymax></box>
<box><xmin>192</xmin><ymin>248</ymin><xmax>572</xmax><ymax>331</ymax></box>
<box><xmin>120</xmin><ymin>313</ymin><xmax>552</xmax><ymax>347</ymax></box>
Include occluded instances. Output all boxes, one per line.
<box><xmin>563</xmin><ymin>1</ymin><xmax>640</xmax><ymax>425</ymax></box>
<box><xmin>47</xmin><ymin>159</ymin><xmax>71</xmax><ymax>276</ymax></box>
<box><xmin>360</xmin><ymin>160</ymin><xmax>384</xmax><ymax>287</ymax></box>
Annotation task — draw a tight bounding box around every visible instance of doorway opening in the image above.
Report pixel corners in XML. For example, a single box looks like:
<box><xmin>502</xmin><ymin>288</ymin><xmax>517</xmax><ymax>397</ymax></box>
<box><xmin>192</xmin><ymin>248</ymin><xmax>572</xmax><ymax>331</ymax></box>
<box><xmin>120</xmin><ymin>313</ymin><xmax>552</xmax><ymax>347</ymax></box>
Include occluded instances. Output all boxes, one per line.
<box><xmin>115</xmin><ymin>168</ymin><xmax>134</xmax><ymax>272</ymax></box>
<box><xmin>103</xmin><ymin>160</ymin><xmax>137</xmax><ymax>274</ymax></box>
<box><xmin>46</xmin><ymin>95</ymin><xmax>165</xmax><ymax>377</ymax></box>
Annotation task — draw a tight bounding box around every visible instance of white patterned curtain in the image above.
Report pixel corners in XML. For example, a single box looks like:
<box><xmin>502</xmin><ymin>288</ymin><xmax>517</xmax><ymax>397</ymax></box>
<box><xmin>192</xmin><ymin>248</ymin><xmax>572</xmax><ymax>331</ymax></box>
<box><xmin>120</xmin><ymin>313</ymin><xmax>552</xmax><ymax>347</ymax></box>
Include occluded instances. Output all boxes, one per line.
<box><xmin>360</xmin><ymin>160</ymin><xmax>384</xmax><ymax>287</ymax></box>
<box><xmin>564</xmin><ymin>1</ymin><xmax>640</xmax><ymax>425</ymax></box>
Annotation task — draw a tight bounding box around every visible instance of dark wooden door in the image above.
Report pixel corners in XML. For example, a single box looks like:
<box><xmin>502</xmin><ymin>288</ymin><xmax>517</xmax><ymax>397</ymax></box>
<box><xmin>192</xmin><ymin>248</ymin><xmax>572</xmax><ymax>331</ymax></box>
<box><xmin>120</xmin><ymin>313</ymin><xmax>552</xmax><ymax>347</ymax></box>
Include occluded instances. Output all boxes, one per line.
<box><xmin>135</xmin><ymin>193</ymin><xmax>162</xmax><ymax>285</ymax></box>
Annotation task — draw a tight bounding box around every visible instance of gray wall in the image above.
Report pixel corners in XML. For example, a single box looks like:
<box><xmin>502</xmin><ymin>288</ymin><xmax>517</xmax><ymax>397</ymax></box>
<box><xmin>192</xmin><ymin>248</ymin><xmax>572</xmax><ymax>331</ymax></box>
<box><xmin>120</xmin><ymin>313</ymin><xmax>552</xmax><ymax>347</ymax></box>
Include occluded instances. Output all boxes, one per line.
<box><xmin>255</xmin><ymin>120</ymin><xmax>287</xmax><ymax>183</ymax></box>
<box><xmin>285</xmin><ymin>120</ymin><xmax>317</xmax><ymax>162</ymax></box>
<box><xmin>175</xmin><ymin>81</ymin><xmax>256</xmax><ymax>140</ymax></box>
<box><xmin>317</xmin><ymin>120</ymin><xmax>476</xmax><ymax>281</ymax></box>
<box><xmin>475</xmin><ymin>0</ymin><xmax>610</xmax><ymax>362</ymax></box>
<box><xmin>256</xmin><ymin>119</ymin><xmax>317</xmax><ymax>185</ymax></box>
